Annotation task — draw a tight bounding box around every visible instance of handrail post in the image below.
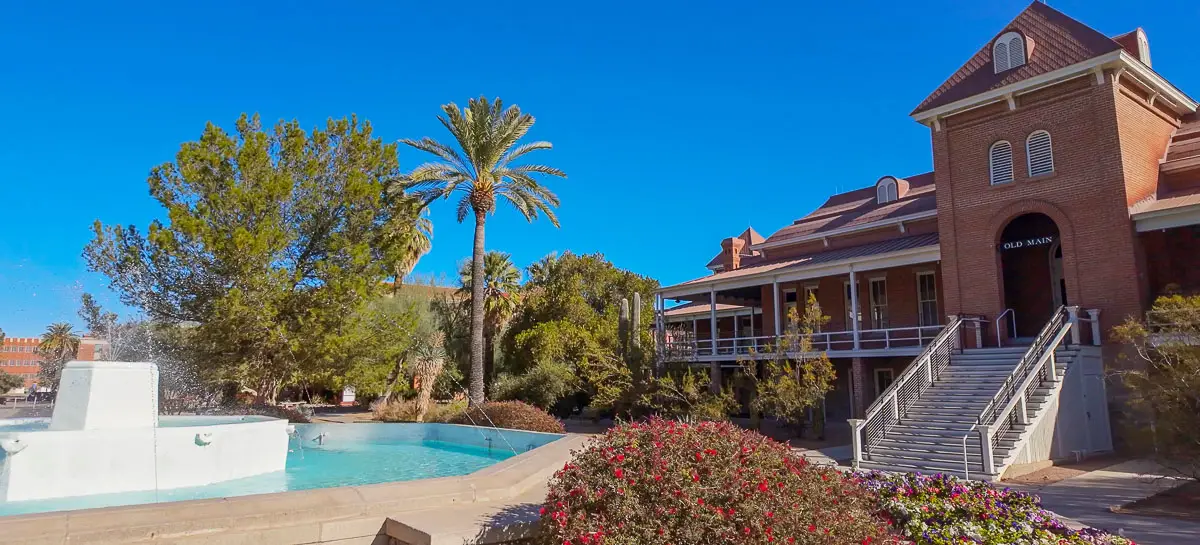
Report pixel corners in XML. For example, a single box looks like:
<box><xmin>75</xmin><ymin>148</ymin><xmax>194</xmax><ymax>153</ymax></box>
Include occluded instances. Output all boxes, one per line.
<box><xmin>924</xmin><ymin>354</ymin><xmax>934</xmax><ymax>385</ymax></box>
<box><xmin>947</xmin><ymin>315</ymin><xmax>960</xmax><ymax>351</ymax></box>
<box><xmin>1047</xmin><ymin>351</ymin><xmax>1058</xmax><ymax>382</ymax></box>
<box><xmin>978</xmin><ymin>424</ymin><xmax>995</xmax><ymax>476</ymax></box>
<box><xmin>1016</xmin><ymin>395</ymin><xmax>1029</xmax><ymax>425</ymax></box>
<box><xmin>1067</xmin><ymin>306</ymin><xmax>1081</xmax><ymax>345</ymax></box>
<box><xmin>1087</xmin><ymin>309</ymin><xmax>1101</xmax><ymax>345</ymax></box>
<box><xmin>890</xmin><ymin>393</ymin><xmax>900</xmax><ymax>423</ymax></box>
<box><xmin>849</xmin><ymin>419</ymin><xmax>864</xmax><ymax>467</ymax></box>
<box><xmin>974</xmin><ymin>322</ymin><xmax>983</xmax><ymax>349</ymax></box>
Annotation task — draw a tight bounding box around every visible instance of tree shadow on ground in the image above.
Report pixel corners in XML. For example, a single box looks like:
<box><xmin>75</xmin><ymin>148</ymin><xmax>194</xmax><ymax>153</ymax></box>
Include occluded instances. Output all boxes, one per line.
<box><xmin>464</xmin><ymin>502</ymin><xmax>542</xmax><ymax>545</ymax></box>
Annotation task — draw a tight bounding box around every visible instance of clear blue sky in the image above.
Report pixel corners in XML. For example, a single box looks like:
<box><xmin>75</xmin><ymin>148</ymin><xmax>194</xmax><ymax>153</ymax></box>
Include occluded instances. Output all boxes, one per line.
<box><xmin>1</xmin><ymin>0</ymin><xmax>1197</xmax><ymax>337</ymax></box>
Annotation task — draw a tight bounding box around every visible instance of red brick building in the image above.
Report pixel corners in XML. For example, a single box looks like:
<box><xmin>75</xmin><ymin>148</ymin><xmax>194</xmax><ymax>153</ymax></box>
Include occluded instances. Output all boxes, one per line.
<box><xmin>1</xmin><ymin>335</ymin><xmax>106</xmax><ymax>391</ymax></box>
<box><xmin>654</xmin><ymin>4</ymin><xmax>1198</xmax><ymax>478</ymax></box>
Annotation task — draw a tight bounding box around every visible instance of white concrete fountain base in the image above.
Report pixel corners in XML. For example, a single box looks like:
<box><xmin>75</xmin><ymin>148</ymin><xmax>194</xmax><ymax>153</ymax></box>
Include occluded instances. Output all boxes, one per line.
<box><xmin>0</xmin><ymin>361</ymin><xmax>288</xmax><ymax>502</ymax></box>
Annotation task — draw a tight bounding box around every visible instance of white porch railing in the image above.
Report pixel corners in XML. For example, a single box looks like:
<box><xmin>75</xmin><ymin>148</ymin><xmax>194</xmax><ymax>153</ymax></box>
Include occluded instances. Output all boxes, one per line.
<box><xmin>661</xmin><ymin>324</ymin><xmax>947</xmax><ymax>359</ymax></box>
<box><xmin>849</xmin><ymin>316</ymin><xmax>965</xmax><ymax>464</ymax></box>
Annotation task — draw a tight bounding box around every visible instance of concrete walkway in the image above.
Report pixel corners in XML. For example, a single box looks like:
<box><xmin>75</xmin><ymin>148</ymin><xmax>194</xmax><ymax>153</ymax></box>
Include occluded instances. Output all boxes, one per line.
<box><xmin>1010</xmin><ymin>460</ymin><xmax>1200</xmax><ymax>545</ymax></box>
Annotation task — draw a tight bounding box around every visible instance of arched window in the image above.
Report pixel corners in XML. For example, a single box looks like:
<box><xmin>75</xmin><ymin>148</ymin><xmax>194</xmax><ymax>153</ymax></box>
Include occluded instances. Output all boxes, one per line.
<box><xmin>1026</xmin><ymin>130</ymin><xmax>1054</xmax><ymax>177</ymax></box>
<box><xmin>876</xmin><ymin>177</ymin><xmax>899</xmax><ymax>204</ymax></box>
<box><xmin>993</xmin><ymin>32</ymin><xmax>1026</xmax><ymax>73</ymax></box>
<box><xmin>990</xmin><ymin>141</ymin><xmax>1014</xmax><ymax>185</ymax></box>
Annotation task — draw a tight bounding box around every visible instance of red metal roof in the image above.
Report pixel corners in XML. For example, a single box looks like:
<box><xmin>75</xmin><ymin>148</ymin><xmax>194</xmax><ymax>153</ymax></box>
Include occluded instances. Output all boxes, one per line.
<box><xmin>665</xmin><ymin>233</ymin><xmax>940</xmax><ymax>292</ymax></box>
<box><xmin>760</xmin><ymin>172</ymin><xmax>936</xmax><ymax>246</ymax></box>
<box><xmin>912</xmin><ymin>2</ymin><xmax>1123</xmax><ymax>115</ymax></box>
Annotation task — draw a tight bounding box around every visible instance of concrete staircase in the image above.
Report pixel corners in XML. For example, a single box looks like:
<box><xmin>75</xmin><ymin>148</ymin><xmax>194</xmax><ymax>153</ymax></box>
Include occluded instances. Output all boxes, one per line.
<box><xmin>858</xmin><ymin>345</ymin><xmax>1077</xmax><ymax>480</ymax></box>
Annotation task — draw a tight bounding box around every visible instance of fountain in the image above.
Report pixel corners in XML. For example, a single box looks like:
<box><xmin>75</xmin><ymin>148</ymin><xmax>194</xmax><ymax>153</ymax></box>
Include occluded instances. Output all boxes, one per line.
<box><xmin>0</xmin><ymin>361</ymin><xmax>288</xmax><ymax>502</ymax></box>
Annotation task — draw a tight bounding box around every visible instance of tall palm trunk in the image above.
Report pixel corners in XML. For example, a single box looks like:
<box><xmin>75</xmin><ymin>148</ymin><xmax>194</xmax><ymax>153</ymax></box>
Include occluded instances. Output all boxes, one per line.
<box><xmin>468</xmin><ymin>212</ymin><xmax>488</xmax><ymax>406</ymax></box>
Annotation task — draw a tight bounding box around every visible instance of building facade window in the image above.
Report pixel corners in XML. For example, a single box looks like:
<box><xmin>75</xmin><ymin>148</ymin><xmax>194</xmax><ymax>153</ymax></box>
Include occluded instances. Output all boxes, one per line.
<box><xmin>917</xmin><ymin>272</ymin><xmax>939</xmax><ymax>326</ymax></box>
<box><xmin>783</xmin><ymin>288</ymin><xmax>798</xmax><ymax>328</ymax></box>
<box><xmin>1026</xmin><ymin>130</ymin><xmax>1054</xmax><ymax>176</ymax></box>
<box><xmin>990</xmin><ymin>141</ymin><xmax>1014</xmax><ymax>184</ymax></box>
<box><xmin>869</xmin><ymin>278</ymin><xmax>888</xmax><ymax>329</ymax></box>
<box><xmin>993</xmin><ymin>31</ymin><xmax>1026</xmax><ymax>73</ymax></box>
<box><xmin>844</xmin><ymin>281</ymin><xmax>861</xmax><ymax>331</ymax></box>
<box><xmin>874</xmin><ymin>368</ymin><xmax>895</xmax><ymax>398</ymax></box>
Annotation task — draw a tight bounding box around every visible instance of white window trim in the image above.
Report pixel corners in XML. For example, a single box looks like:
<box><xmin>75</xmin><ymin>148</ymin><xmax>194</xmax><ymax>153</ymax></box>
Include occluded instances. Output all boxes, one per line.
<box><xmin>868</xmin><ymin>277</ymin><xmax>888</xmax><ymax>329</ymax></box>
<box><xmin>874</xmin><ymin>368</ymin><xmax>895</xmax><ymax>398</ymax></box>
<box><xmin>990</xmin><ymin>140</ymin><xmax>1014</xmax><ymax>185</ymax></box>
<box><xmin>916</xmin><ymin>271</ymin><xmax>939</xmax><ymax>327</ymax></box>
<box><xmin>994</xmin><ymin>31</ymin><xmax>1026</xmax><ymax>74</ymax></box>
<box><xmin>843</xmin><ymin>280</ymin><xmax>860</xmax><ymax>330</ymax></box>
<box><xmin>1026</xmin><ymin>130</ymin><xmax>1054</xmax><ymax>177</ymax></box>
<box><xmin>876</xmin><ymin>178</ymin><xmax>898</xmax><ymax>204</ymax></box>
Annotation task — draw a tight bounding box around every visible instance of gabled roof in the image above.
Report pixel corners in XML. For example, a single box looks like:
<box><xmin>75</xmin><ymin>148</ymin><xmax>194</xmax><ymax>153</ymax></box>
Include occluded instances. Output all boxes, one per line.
<box><xmin>912</xmin><ymin>2</ymin><xmax>1123</xmax><ymax>116</ymax></box>
<box><xmin>758</xmin><ymin>172</ymin><xmax>936</xmax><ymax>247</ymax></box>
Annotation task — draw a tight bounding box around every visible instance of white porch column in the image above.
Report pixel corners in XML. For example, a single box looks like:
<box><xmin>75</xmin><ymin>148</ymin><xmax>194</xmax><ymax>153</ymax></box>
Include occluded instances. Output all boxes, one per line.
<box><xmin>849</xmin><ymin>267</ymin><xmax>861</xmax><ymax>350</ymax></box>
<box><xmin>772</xmin><ymin>278</ymin><xmax>781</xmax><ymax>338</ymax></box>
<box><xmin>1087</xmin><ymin>309</ymin><xmax>1101</xmax><ymax>345</ymax></box>
<box><xmin>710</xmin><ymin>287</ymin><xmax>718</xmax><ymax>355</ymax></box>
<box><xmin>709</xmin><ymin>286</ymin><xmax>721</xmax><ymax>393</ymax></box>
<box><xmin>733</xmin><ymin>310</ymin><xmax>740</xmax><ymax>352</ymax></box>
<box><xmin>1067</xmin><ymin>306</ymin><xmax>1081</xmax><ymax>345</ymax></box>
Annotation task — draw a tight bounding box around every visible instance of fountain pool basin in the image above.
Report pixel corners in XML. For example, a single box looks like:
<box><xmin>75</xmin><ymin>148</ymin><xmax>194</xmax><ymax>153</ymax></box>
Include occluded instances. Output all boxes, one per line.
<box><xmin>0</xmin><ymin>421</ymin><xmax>563</xmax><ymax>517</ymax></box>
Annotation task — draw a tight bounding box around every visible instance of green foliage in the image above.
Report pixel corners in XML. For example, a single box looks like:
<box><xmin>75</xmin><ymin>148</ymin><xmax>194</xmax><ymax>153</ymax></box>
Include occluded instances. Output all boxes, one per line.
<box><xmin>448</xmin><ymin>400</ymin><xmax>566</xmax><ymax>433</ymax></box>
<box><xmin>538</xmin><ymin>418</ymin><xmax>890</xmax><ymax>545</ymax></box>
<box><xmin>37</xmin><ymin>322</ymin><xmax>80</xmax><ymax>389</ymax></box>
<box><xmin>1113</xmin><ymin>294</ymin><xmax>1200</xmax><ymax>479</ymax></box>
<box><xmin>491</xmin><ymin>363</ymin><xmax>577</xmax><ymax>410</ymax></box>
<box><xmin>740</xmin><ymin>295</ymin><xmax>837</xmax><ymax>430</ymax></box>
<box><xmin>459</xmin><ymin>251</ymin><xmax>522</xmax><ymax>392</ymax></box>
<box><xmin>402</xmin><ymin>96</ymin><xmax>566</xmax><ymax>406</ymax></box>
<box><xmin>497</xmin><ymin>252</ymin><xmax>659</xmax><ymax>411</ymax></box>
<box><xmin>373</xmin><ymin>398</ymin><xmax>467</xmax><ymax>423</ymax></box>
<box><xmin>85</xmin><ymin>114</ymin><xmax>419</xmax><ymax>401</ymax></box>
<box><xmin>0</xmin><ymin>370</ymin><xmax>22</xmax><ymax>393</ymax></box>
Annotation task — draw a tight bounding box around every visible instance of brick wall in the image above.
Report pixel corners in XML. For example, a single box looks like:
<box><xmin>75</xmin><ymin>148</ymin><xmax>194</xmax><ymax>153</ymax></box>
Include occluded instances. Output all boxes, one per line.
<box><xmin>756</xmin><ymin>263</ymin><xmax>945</xmax><ymax>335</ymax></box>
<box><xmin>932</xmin><ymin>73</ymin><xmax>1166</xmax><ymax>343</ymax></box>
<box><xmin>1140</xmin><ymin>227</ymin><xmax>1200</xmax><ymax>296</ymax></box>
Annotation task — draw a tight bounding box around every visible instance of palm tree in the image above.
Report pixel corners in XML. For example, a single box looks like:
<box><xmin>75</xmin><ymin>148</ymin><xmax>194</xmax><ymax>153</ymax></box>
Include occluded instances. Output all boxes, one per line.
<box><xmin>459</xmin><ymin>251</ymin><xmax>522</xmax><ymax>392</ymax></box>
<box><xmin>387</xmin><ymin>195</ymin><xmax>433</xmax><ymax>295</ymax></box>
<box><xmin>402</xmin><ymin>97</ymin><xmax>565</xmax><ymax>405</ymax></box>
<box><xmin>38</xmin><ymin>322</ymin><xmax>80</xmax><ymax>390</ymax></box>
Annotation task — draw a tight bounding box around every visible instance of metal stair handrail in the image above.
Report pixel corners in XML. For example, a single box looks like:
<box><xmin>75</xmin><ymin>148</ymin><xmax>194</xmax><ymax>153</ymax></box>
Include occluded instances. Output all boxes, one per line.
<box><xmin>975</xmin><ymin>306</ymin><xmax>1070</xmax><ymax>428</ymax></box>
<box><xmin>963</xmin><ymin>306</ymin><xmax>1075</xmax><ymax>477</ymax></box>
<box><xmin>986</xmin><ymin>324</ymin><xmax>1073</xmax><ymax>453</ymax></box>
<box><xmin>852</xmin><ymin>315</ymin><xmax>963</xmax><ymax>462</ymax></box>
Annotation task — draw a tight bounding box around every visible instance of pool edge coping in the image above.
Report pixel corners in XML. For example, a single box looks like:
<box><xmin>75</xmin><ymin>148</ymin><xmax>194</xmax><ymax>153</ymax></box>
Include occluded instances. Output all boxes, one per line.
<box><xmin>0</xmin><ymin>431</ymin><xmax>590</xmax><ymax>544</ymax></box>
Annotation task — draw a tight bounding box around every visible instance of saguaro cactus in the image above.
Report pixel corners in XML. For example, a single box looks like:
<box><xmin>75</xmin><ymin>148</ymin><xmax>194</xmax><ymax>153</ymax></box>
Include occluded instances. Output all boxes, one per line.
<box><xmin>618</xmin><ymin>297</ymin><xmax>631</xmax><ymax>360</ymax></box>
<box><xmin>632</xmin><ymin>292</ymin><xmax>642</xmax><ymax>351</ymax></box>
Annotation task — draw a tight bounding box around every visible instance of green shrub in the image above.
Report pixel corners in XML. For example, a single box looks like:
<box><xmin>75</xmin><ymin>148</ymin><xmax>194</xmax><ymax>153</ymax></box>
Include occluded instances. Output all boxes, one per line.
<box><xmin>857</xmin><ymin>471</ymin><xmax>1134</xmax><ymax>545</ymax></box>
<box><xmin>449</xmin><ymin>400</ymin><xmax>565</xmax><ymax>433</ymax></box>
<box><xmin>212</xmin><ymin>403</ymin><xmax>311</xmax><ymax>423</ymax></box>
<box><xmin>373</xmin><ymin>398</ymin><xmax>466</xmax><ymax>423</ymax></box>
<box><xmin>537</xmin><ymin>418</ymin><xmax>889</xmax><ymax>544</ymax></box>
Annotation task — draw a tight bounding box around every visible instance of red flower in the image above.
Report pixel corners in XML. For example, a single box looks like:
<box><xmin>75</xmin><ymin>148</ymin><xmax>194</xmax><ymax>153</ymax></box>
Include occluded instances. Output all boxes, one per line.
<box><xmin>614</xmin><ymin>468</ymin><xmax>623</xmax><ymax>479</ymax></box>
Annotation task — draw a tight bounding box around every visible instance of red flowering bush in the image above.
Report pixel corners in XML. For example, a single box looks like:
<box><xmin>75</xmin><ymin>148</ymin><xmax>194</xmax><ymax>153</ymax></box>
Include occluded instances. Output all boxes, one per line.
<box><xmin>538</xmin><ymin>418</ymin><xmax>893</xmax><ymax>544</ymax></box>
<box><xmin>448</xmin><ymin>400</ymin><xmax>566</xmax><ymax>433</ymax></box>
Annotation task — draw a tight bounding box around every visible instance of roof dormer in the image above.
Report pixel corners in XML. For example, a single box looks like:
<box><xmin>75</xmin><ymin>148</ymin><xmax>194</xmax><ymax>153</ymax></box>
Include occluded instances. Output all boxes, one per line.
<box><xmin>875</xmin><ymin>176</ymin><xmax>908</xmax><ymax>204</ymax></box>
<box><xmin>993</xmin><ymin>31</ymin><xmax>1030</xmax><ymax>73</ymax></box>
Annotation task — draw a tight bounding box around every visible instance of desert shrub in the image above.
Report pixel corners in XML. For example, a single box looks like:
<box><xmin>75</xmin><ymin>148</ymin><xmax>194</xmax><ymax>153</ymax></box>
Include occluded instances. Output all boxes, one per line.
<box><xmin>858</xmin><ymin>471</ymin><xmax>1134</xmax><ymax>545</ymax></box>
<box><xmin>1113</xmin><ymin>294</ymin><xmax>1200</xmax><ymax>479</ymax></box>
<box><xmin>449</xmin><ymin>400</ymin><xmax>565</xmax><ymax>433</ymax></box>
<box><xmin>538</xmin><ymin>418</ymin><xmax>890</xmax><ymax>545</ymax></box>
<box><xmin>212</xmin><ymin>403</ymin><xmax>311</xmax><ymax>423</ymax></box>
<box><xmin>492</xmin><ymin>362</ymin><xmax>577</xmax><ymax>411</ymax></box>
<box><xmin>373</xmin><ymin>398</ymin><xmax>467</xmax><ymax>423</ymax></box>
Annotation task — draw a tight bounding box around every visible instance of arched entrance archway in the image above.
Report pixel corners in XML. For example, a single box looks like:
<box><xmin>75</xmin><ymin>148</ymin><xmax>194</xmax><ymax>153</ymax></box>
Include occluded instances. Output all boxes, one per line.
<box><xmin>999</xmin><ymin>213</ymin><xmax>1064</xmax><ymax>339</ymax></box>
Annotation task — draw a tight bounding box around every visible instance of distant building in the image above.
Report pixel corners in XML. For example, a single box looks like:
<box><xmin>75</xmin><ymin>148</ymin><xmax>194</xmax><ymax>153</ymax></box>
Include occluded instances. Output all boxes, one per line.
<box><xmin>1</xmin><ymin>334</ymin><xmax>108</xmax><ymax>391</ymax></box>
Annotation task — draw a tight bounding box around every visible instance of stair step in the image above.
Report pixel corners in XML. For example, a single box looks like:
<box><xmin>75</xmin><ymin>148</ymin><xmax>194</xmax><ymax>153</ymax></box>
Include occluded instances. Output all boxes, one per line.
<box><xmin>860</xmin><ymin>455</ymin><xmax>987</xmax><ymax>478</ymax></box>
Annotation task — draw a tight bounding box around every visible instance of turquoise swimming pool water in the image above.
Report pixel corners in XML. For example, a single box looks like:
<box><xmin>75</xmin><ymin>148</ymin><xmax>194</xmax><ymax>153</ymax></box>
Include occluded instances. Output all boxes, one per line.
<box><xmin>0</xmin><ymin>421</ymin><xmax>561</xmax><ymax>517</ymax></box>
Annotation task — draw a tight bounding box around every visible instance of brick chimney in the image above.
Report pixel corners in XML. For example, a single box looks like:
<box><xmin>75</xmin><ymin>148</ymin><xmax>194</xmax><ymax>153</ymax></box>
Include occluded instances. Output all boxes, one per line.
<box><xmin>720</xmin><ymin>236</ymin><xmax>746</xmax><ymax>270</ymax></box>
